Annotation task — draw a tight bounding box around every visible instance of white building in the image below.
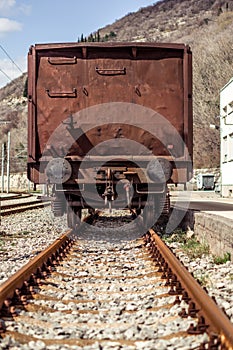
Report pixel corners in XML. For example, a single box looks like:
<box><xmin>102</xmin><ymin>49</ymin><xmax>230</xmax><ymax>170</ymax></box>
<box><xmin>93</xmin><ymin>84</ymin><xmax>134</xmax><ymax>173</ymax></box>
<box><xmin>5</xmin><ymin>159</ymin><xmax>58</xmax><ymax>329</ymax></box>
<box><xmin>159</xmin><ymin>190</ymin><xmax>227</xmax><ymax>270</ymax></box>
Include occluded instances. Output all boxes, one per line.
<box><xmin>220</xmin><ymin>77</ymin><xmax>233</xmax><ymax>197</ymax></box>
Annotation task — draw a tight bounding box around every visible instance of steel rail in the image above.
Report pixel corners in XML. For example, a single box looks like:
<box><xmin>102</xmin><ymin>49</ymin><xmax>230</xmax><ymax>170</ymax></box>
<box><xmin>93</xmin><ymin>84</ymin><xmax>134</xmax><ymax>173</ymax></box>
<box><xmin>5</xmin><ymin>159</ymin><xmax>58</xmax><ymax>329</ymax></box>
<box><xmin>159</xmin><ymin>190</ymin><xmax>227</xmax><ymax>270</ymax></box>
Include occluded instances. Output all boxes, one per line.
<box><xmin>2</xmin><ymin>199</ymin><xmax>46</xmax><ymax>209</ymax></box>
<box><xmin>0</xmin><ymin>211</ymin><xmax>96</xmax><ymax>311</ymax></box>
<box><xmin>0</xmin><ymin>194</ymin><xmax>32</xmax><ymax>201</ymax></box>
<box><xmin>0</xmin><ymin>230</ymin><xmax>72</xmax><ymax>309</ymax></box>
<box><xmin>1</xmin><ymin>201</ymin><xmax>50</xmax><ymax>216</ymax></box>
<box><xmin>148</xmin><ymin>229</ymin><xmax>233</xmax><ymax>349</ymax></box>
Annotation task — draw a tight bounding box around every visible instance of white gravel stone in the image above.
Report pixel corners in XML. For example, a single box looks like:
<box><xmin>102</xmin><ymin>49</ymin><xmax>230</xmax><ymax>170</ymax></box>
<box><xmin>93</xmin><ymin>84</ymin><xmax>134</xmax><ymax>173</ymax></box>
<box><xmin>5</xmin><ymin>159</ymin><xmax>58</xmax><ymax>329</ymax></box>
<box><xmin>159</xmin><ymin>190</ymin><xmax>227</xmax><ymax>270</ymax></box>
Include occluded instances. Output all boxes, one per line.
<box><xmin>168</xmin><ymin>240</ymin><xmax>233</xmax><ymax>322</ymax></box>
<box><xmin>0</xmin><ymin>207</ymin><xmax>232</xmax><ymax>349</ymax></box>
<box><xmin>0</xmin><ymin>207</ymin><xmax>67</xmax><ymax>284</ymax></box>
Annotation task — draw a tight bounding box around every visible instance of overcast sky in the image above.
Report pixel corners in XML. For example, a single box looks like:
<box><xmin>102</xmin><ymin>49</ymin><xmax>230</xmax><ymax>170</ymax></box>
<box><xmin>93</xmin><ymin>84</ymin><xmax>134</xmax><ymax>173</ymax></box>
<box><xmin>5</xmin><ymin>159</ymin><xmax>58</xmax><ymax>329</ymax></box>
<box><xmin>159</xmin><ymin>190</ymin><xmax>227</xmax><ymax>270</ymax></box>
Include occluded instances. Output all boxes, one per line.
<box><xmin>0</xmin><ymin>0</ymin><xmax>156</xmax><ymax>88</ymax></box>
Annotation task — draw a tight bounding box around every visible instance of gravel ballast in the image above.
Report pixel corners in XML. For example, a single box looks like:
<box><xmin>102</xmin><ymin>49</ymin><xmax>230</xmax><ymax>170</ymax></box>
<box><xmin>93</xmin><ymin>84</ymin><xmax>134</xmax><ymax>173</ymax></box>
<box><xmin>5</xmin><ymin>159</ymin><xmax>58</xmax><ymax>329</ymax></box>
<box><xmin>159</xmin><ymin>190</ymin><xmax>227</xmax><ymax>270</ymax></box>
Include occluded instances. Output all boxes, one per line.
<box><xmin>0</xmin><ymin>207</ymin><xmax>232</xmax><ymax>349</ymax></box>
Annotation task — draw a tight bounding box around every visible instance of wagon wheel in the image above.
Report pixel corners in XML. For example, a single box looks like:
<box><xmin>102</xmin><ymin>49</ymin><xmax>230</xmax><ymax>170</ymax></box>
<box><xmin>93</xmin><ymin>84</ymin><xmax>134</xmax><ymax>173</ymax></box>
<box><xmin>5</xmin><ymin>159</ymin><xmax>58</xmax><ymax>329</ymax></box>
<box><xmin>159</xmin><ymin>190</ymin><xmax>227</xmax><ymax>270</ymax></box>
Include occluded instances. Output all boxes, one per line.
<box><xmin>130</xmin><ymin>208</ymin><xmax>141</xmax><ymax>220</ymax></box>
<box><xmin>75</xmin><ymin>207</ymin><xmax>82</xmax><ymax>221</ymax></box>
<box><xmin>143</xmin><ymin>194</ymin><xmax>156</xmax><ymax>229</ymax></box>
<box><xmin>67</xmin><ymin>205</ymin><xmax>82</xmax><ymax>230</ymax></box>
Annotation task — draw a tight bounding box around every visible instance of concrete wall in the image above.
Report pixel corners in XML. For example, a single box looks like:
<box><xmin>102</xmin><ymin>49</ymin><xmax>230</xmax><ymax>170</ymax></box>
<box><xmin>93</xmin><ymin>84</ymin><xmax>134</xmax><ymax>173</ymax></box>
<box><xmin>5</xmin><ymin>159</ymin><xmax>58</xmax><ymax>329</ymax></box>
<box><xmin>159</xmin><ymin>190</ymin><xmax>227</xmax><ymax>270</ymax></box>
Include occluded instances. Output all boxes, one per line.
<box><xmin>178</xmin><ymin>209</ymin><xmax>233</xmax><ymax>262</ymax></box>
<box><xmin>0</xmin><ymin>172</ymin><xmax>33</xmax><ymax>192</ymax></box>
<box><xmin>194</xmin><ymin>212</ymin><xmax>233</xmax><ymax>262</ymax></box>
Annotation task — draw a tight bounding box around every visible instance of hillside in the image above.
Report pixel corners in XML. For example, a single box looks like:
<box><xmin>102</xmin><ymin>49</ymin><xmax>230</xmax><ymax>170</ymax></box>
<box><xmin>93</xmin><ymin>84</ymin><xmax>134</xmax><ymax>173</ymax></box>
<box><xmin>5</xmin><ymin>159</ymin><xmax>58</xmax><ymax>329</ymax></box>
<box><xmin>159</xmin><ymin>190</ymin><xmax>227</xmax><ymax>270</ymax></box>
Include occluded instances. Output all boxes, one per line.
<box><xmin>0</xmin><ymin>74</ymin><xmax>27</xmax><ymax>172</ymax></box>
<box><xmin>97</xmin><ymin>0</ymin><xmax>233</xmax><ymax>168</ymax></box>
<box><xmin>1</xmin><ymin>0</ymin><xmax>233</xmax><ymax>172</ymax></box>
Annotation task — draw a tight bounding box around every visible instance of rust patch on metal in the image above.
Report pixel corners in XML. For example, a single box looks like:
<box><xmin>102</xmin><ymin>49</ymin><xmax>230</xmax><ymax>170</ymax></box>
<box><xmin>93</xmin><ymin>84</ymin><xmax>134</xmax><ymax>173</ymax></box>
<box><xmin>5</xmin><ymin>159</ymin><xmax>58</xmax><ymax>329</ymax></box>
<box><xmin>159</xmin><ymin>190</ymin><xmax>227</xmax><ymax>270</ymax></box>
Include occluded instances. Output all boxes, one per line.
<box><xmin>0</xmin><ymin>231</ymin><xmax>72</xmax><ymax>310</ymax></box>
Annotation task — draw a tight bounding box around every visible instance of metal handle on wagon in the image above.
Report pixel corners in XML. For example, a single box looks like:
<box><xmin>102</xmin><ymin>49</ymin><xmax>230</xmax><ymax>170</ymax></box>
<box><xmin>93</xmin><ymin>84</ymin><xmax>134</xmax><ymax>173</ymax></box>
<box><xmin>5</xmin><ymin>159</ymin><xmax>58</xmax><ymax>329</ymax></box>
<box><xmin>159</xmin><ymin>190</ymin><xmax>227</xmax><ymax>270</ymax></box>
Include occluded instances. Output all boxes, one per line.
<box><xmin>45</xmin><ymin>88</ymin><xmax>77</xmax><ymax>98</ymax></box>
<box><xmin>95</xmin><ymin>67</ymin><xmax>126</xmax><ymax>75</ymax></box>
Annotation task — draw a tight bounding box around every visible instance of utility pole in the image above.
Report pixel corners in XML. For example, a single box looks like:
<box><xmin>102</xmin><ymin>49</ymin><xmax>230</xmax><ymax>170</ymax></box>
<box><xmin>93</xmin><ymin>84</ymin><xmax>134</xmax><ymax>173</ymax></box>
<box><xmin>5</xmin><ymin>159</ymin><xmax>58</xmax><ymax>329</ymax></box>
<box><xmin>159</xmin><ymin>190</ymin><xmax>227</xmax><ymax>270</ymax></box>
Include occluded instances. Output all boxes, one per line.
<box><xmin>0</xmin><ymin>120</ymin><xmax>11</xmax><ymax>193</ymax></box>
<box><xmin>0</xmin><ymin>120</ymin><xmax>10</xmax><ymax>225</ymax></box>
<box><xmin>6</xmin><ymin>130</ymin><xmax>11</xmax><ymax>193</ymax></box>
<box><xmin>1</xmin><ymin>143</ymin><xmax>4</xmax><ymax>193</ymax></box>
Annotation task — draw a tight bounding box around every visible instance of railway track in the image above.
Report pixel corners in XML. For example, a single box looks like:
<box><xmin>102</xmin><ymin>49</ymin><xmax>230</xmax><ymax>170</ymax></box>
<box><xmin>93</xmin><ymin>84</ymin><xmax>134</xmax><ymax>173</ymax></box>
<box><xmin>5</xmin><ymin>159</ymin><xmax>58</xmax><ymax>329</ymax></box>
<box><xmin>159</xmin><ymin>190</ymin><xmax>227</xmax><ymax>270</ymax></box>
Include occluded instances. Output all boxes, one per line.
<box><xmin>0</xmin><ymin>196</ymin><xmax>50</xmax><ymax>216</ymax></box>
<box><xmin>0</xmin><ymin>193</ymin><xmax>32</xmax><ymax>201</ymax></box>
<box><xmin>0</xmin><ymin>213</ymin><xmax>233</xmax><ymax>349</ymax></box>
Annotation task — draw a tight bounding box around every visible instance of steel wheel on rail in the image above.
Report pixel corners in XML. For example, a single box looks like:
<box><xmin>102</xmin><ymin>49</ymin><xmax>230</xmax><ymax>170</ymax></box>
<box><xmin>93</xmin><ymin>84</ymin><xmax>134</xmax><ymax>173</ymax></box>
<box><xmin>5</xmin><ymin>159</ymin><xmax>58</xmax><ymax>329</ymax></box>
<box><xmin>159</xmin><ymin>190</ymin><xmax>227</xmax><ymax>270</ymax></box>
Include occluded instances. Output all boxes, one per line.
<box><xmin>143</xmin><ymin>194</ymin><xmax>156</xmax><ymax>229</ymax></box>
<box><xmin>67</xmin><ymin>204</ymin><xmax>82</xmax><ymax>230</ymax></box>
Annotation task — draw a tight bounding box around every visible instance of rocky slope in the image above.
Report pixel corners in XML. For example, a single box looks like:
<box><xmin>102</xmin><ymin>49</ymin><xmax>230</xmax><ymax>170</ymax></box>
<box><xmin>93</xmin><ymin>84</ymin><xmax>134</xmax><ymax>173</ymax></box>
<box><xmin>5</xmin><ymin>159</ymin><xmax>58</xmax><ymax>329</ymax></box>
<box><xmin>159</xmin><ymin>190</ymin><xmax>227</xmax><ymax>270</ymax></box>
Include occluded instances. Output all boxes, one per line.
<box><xmin>0</xmin><ymin>74</ymin><xmax>27</xmax><ymax>173</ymax></box>
<box><xmin>1</xmin><ymin>0</ymin><xmax>233</xmax><ymax>171</ymax></box>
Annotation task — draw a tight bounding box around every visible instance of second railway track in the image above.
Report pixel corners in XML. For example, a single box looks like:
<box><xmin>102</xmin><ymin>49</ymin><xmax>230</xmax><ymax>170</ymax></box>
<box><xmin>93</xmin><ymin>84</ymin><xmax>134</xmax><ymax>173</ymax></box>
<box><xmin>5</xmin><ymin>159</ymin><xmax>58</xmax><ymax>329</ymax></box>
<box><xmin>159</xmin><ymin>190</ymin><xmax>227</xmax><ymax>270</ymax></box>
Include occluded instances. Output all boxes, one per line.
<box><xmin>0</xmin><ymin>212</ymin><xmax>233</xmax><ymax>350</ymax></box>
<box><xmin>0</xmin><ymin>195</ymin><xmax>50</xmax><ymax>216</ymax></box>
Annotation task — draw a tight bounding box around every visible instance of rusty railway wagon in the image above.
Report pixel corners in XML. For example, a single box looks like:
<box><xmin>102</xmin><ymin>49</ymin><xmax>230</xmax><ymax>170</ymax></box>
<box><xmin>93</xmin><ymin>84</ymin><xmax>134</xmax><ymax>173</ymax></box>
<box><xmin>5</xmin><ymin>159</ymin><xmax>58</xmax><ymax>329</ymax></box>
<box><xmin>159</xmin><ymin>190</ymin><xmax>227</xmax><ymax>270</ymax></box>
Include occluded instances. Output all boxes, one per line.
<box><xmin>27</xmin><ymin>42</ymin><xmax>193</xmax><ymax>229</ymax></box>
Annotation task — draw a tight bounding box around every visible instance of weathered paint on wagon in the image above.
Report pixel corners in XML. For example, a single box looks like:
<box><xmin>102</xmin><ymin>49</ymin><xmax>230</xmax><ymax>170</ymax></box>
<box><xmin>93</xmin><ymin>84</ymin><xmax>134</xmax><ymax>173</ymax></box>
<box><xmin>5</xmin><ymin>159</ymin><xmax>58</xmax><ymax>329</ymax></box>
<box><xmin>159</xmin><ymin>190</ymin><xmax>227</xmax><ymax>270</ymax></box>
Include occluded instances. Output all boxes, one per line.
<box><xmin>28</xmin><ymin>42</ymin><xmax>192</xmax><ymax>183</ymax></box>
<box><xmin>27</xmin><ymin>42</ymin><xmax>192</xmax><ymax>228</ymax></box>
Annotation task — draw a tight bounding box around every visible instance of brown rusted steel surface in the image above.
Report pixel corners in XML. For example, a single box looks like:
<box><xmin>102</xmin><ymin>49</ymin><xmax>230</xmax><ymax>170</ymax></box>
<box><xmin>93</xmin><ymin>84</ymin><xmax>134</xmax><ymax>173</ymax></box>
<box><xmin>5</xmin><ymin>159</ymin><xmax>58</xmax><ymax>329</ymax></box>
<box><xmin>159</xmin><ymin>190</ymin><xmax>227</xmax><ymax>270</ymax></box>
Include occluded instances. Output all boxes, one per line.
<box><xmin>147</xmin><ymin>229</ymin><xmax>233</xmax><ymax>349</ymax></box>
<box><xmin>27</xmin><ymin>42</ymin><xmax>192</xmax><ymax>184</ymax></box>
<box><xmin>0</xmin><ymin>231</ymin><xmax>72</xmax><ymax>309</ymax></box>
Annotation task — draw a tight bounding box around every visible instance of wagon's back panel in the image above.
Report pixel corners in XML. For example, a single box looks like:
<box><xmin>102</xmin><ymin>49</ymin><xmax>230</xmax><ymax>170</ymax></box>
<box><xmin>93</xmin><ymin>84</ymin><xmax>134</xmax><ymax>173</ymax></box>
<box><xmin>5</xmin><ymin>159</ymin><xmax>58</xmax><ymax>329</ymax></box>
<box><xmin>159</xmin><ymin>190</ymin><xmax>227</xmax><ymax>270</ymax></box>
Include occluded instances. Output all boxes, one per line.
<box><xmin>27</xmin><ymin>43</ymin><xmax>192</xmax><ymax>183</ymax></box>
